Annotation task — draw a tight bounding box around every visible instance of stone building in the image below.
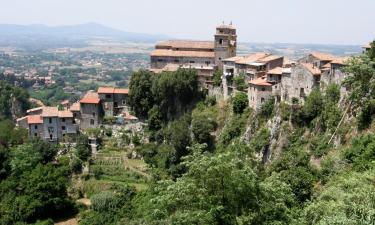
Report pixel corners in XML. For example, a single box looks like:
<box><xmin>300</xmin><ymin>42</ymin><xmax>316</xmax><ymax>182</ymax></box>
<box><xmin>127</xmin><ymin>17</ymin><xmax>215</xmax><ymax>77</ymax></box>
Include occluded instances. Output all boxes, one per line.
<box><xmin>98</xmin><ymin>87</ymin><xmax>129</xmax><ymax>116</ymax></box>
<box><xmin>248</xmin><ymin>76</ymin><xmax>273</xmax><ymax>109</ymax></box>
<box><xmin>17</xmin><ymin>106</ymin><xmax>78</xmax><ymax>142</ymax></box>
<box><xmin>247</xmin><ymin>52</ymin><xmax>349</xmax><ymax>109</ymax></box>
<box><xmin>79</xmin><ymin>91</ymin><xmax>103</xmax><ymax>130</ymax></box>
<box><xmin>222</xmin><ymin>53</ymin><xmax>284</xmax><ymax>98</ymax></box>
<box><xmin>150</xmin><ymin>23</ymin><xmax>237</xmax><ymax>87</ymax></box>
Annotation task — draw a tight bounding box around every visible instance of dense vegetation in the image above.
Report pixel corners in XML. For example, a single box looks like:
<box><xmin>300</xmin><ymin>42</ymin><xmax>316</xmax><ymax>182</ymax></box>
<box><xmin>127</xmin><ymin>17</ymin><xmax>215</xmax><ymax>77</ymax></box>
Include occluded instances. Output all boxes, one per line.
<box><xmin>0</xmin><ymin>42</ymin><xmax>375</xmax><ymax>224</ymax></box>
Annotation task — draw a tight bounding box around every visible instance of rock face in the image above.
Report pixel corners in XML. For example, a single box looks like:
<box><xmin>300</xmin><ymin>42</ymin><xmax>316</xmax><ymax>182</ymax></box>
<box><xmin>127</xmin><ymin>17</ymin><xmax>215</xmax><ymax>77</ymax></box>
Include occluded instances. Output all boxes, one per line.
<box><xmin>264</xmin><ymin>114</ymin><xmax>282</xmax><ymax>163</ymax></box>
<box><xmin>242</xmin><ymin>108</ymin><xmax>283</xmax><ymax>164</ymax></box>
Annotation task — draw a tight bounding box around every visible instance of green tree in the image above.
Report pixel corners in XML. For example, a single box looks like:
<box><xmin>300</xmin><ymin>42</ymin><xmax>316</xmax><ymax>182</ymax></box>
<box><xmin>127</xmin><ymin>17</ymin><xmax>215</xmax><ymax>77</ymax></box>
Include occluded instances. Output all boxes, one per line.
<box><xmin>301</xmin><ymin>170</ymin><xmax>375</xmax><ymax>225</ymax></box>
<box><xmin>128</xmin><ymin>70</ymin><xmax>154</xmax><ymax>118</ymax></box>
<box><xmin>213</xmin><ymin>69</ymin><xmax>223</xmax><ymax>86</ymax></box>
<box><xmin>232</xmin><ymin>92</ymin><xmax>248</xmax><ymax>114</ymax></box>
<box><xmin>148</xmin><ymin>105</ymin><xmax>163</xmax><ymax>131</ymax></box>
<box><xmin>233</xmin><ymin>74</ymin><xmax>247</xmax><ymax>92</ymax></box>
<box><xmin>191</xmin><ymin>114</ymin><xmax>216</xmax><ymax>146</ymax></box>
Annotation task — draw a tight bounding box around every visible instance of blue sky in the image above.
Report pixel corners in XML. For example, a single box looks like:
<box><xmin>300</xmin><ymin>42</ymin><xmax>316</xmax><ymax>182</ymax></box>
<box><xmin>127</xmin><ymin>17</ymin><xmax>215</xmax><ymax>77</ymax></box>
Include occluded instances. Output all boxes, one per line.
<box><xmin>0</xmin><ymin>0</ymin><xmax>374</xmax><ymax>45</ymax></box>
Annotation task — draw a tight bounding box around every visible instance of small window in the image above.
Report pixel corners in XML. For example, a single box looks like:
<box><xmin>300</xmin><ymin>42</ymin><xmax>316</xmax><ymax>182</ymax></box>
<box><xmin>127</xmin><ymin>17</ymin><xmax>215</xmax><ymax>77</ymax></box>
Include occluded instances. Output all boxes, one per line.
<box><xmin>90</xmin><ymin>119</ymin><xmax>95</xmax><ymax>125</ymax></box>
<box><xmin>174</xmin><ymin>59</ymin><xmax>180</xmax><ymax>63</ymax></box>
<box><xmin>72</xmin><ymin>119</ymin><xmax>76</xmax><ymax>124</ymax></box>
<box><xmin>34</xmin><ymin>133</ymin><xmax>38</xmax><ymax>137</ymax></box>
<box><xmin>49</xmin><ymin>118</ymin><xmax>52</xmax><ymax>123</ymax></box>
<box><xmin>189</xmin><ymin>61</ymin><xmax>195</xmax><ymax>64</ymax></box>
<box><xmin>106</xmin><ymin>94</ymin><xmax>111</xmax><ymax>99</ymax></box>
<box><xmin>73</xmin><ymin>113</ymin><xmax>76</xmax><ymax>117</ymax></box>
<box><xmin>219</xmin><ymin>39</ymin><xmax>223</xmax><ymax>45</ymax></box>
<box><xmin>34</xmin><ymin>125</ymin><xmax>38</xmax><ymax>129</ymax></box>
<box><xmin>61</xmin><ymin>118</ymin><xmax>65</xmax><ymax>122</ymax></box>
<box><xmin>261</xmin><ymin>98</ymin><xmax>265</xmax><ymax>103</ymax></box>
<box><xmin>205</xmin><ymin>61</ymin><xmax>211</xmax><ymax>65</ymax></box>
<box><xmin>62</xmin><ymin>126</ymin><xmax>66</xmax><ymax>131</ymax></box>
<box><xmin>50</xmin><ymin>134</ymin><xmax>53</xmax><ymax>140</ymax></box>
<box><xmin>92</xmin><ymin>112</ymin><xmax>96</xmax><ymax>117</ymax></box>
<box><xmin>261</xmin><ymin>87</ymin><xmax>266</xmax><ymax>91</ymax></box>
<box><xmin>157</xmin><ymin>59</ymin><xmax>163</xmax><ymax>62</ymax></box>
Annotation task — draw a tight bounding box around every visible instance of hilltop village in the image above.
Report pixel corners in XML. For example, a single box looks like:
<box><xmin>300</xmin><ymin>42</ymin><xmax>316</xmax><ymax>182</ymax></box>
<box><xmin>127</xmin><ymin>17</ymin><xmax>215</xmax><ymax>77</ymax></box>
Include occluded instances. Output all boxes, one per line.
<box><xmin>2</xmin><ymin>19</ymin><xmax>375</xmax><ymax>224</ymax></box>
<box><xmin>15</xmin><ymin>23</ymin><xmax>371</xmax><ymax>142</ymax></box>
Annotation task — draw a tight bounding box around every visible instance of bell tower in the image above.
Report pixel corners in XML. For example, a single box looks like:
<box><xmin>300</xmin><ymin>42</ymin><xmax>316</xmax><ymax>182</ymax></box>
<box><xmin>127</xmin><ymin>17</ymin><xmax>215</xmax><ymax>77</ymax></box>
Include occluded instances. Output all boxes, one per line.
<box><xmin>214</xmin><ymin>22</ymin><xmax>237</xmax><ymax>69</ymax></box>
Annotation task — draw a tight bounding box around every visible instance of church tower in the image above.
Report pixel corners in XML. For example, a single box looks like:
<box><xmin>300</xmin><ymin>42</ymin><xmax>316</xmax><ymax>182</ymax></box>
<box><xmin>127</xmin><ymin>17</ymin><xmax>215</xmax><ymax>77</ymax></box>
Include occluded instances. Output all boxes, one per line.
<box><xmin>214</xmin><ymin>23</ymin><xmax>237</xmax><ymax>69</ymax></box>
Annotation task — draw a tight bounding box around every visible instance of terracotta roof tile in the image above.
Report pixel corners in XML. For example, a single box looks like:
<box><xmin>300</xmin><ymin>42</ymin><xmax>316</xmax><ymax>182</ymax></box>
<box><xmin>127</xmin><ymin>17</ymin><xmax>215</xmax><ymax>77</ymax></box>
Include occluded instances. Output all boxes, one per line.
<box><xmin>58</xmin><ymin>110</ymin><xmax>73</xmax><ymax>118</ymax></box>
<box><xmin>310</xmin><ymin>52</ymin><xmax>336</xmax><ymax>61</ymax></box>
<box><xmin>236</xmin><ymin>53</ymin><xmax>270</xmax><ymax>65</ymax></box>
<box><xmin>69</xmin><ymin>102</ymin><xmax>80</xmax><ymax>112</ymax></box>
<box><xmin>331</xmin><ymin>57</ymin><xmax>349</xmax><ymax>65</ymax></box>
<box><xmin>41</xmin><ymin>107</ymin><xmax>59</xmax><ymax>117</ymax></box>
<box><xmin>80</xmin><ymin>91</ymin><xmax>100</xmax><ymax>104</ymax></box>
<box><xmin>98</xmin><ymin>87</ymin><xmax>115</xmax><ymax>94</ymax></box>
<box><xmin>156</xmin><ymin>40</ymin><xmax>214</xmax><ymax>50</ymax></box>
<box><xmin>151</xmin><ymin>49</ymin><xmax>215</xmax><ymax>58</ymax></box>
<box><xmin>27</xmin><ymin>115</ymin><xmax>43</xmax><ymax>124</ymax></box>
<box><xmin>114</xmin><ymin>88</ymin><xmax>129</xmax><ymax>94</ymax></box>
<box><xmin>249</xmin><ymin>76</ymin><xmax>272</xmax><ymax>86</ymax></box>
<box><xmin>302</xmin><ymin>63</ymin><xmax>321</xmax><ymax>75</ymax></box>
<box><xmin>258</xmin><ymin>55</ymin><xmax>283</xmax><ymax>63</ymax></box>
<box><xmin>267</xmin><ymin>67</ymin><xmax>283</xmax><ymax>75</ymax></box>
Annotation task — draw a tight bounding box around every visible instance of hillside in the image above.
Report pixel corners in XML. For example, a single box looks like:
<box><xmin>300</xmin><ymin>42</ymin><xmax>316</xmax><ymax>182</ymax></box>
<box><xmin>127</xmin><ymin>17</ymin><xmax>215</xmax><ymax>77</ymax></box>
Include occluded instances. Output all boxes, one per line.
<box><xmin>0</xmin><ymin>45</ymin><xmax>374</xmax><ymax>225</ymax></box>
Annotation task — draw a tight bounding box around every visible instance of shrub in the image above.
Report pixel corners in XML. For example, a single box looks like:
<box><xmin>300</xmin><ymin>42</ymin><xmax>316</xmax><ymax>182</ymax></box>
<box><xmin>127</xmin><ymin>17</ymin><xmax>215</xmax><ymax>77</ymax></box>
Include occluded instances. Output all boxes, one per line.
<box><xmin>91</xmin><ymin>191</ymin><xmax>120</xmax><ymax>212</ymax></box>
<box><xmin>259</xmin><ymin>97</ymin><xmax>274</xmax><ymax>119</ymax></box>
<box><xmin>232</xmin><ymin>92</ymin><xmax>248</xmax><ymax>114</ymax></box>
<box><xmin>233</xmin><ymin>74</ymin><xmax>247</xmax><ymax>91</ymax></box>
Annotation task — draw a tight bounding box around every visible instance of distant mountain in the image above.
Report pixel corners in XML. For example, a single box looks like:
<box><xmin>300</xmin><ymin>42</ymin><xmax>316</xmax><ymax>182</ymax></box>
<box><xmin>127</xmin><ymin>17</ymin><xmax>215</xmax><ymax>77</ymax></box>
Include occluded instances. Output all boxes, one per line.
<box><xmin>0</xmin><ymin>23</ymin><xmax>169</xmax><ymax>43</ymax></box>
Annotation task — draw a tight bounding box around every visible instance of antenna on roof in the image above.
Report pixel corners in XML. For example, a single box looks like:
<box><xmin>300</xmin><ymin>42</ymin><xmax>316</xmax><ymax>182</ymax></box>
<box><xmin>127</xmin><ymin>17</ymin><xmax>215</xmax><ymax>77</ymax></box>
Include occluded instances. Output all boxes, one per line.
<box><xmin>222</xmin><ymin>20</ymin><xmax>225</xmax><ymax>24</ymax></box>
<box><xmin>230</xmin><ymin>21</ymin><xmax>232</xmax><ymax>25</ymax></box>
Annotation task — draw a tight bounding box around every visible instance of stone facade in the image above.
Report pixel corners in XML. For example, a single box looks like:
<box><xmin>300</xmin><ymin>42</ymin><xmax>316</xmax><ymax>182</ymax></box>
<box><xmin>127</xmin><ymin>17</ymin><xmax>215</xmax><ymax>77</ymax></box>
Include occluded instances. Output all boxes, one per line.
<box><xmin>246</xmin><ymin>52</ymin><xmax>349</xmax><ymax>109</ymax></box>
<box><xmin>98</xmin><ymin>87</ymin><xmax>129</xmax><ymax>116</ymax></box>
<box><xmin>222</xmin><ymin>53</ymin><xmax>284</xmax><ymax>99</ymax></box>
<box><xmin>150</xmin><ymin>24</ymin><xmax>237</xmax><ymax>88</ymax></box>
<box><xmin>17</xmin><ymin>107</ymin><xmax>78</xmax><ymax>142</ymax></box>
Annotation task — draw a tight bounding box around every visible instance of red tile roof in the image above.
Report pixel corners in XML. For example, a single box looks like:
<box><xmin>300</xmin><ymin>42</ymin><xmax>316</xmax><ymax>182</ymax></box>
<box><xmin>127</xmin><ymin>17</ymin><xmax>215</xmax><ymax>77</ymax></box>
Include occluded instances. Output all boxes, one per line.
<box><xmin>156</xmin><ymin>40</ymin><xmax>214</xmax><ymax>50</ymax></box>
<box><xmin>98</xmin><ymin>87</ymin><xmax>115</xmax><ymax>94</ymax></box>
<box><xmin>267</xmin><ymin>67</ymin><xmax>283</xmax><ymax>75</ymax></box>
<box><xmin>58</xmin><ymin>110</ymin><xmax>73</xmax><ymax>118</ymax></box>
<box><xmin>114</xmin><ymin>88</ymin><xmax>129</xmax><ymax>94</ymax></box>
<box><xmin>302</xmin><ymin>63</ymin><xmax>322</xmax><ymax>76</ymax></box>
<box><xmin>80</xmin><ymin>91</ymin><xmax>100</xmax><ymax>104</ymax></box>
<box><xmin>151</xmin><ymin>49</ymin><xmax>215</xmax><ymax>58</ymax></box>
<box><xmin>41</xmin><ymin>107</ymin><xmax>59</xmax><ymax>117</ymax></box>
<box><xmin>69</xmin><ymin>102</ymin><xmax>80</xmax><ymax>112</ymax></box>
<box><xmin>27</xmin><ymin>115</ymin><xmax>43</xmax><ymax>124</ymax></box>
<box><xmin>249</xmin><ymin>76</ymin><xmax>272</xmax><ymax>86</ymax></box>
<box><xmin>310</xmin><ymin>52</ymin><xmax>336</xmax><ymax>61</ymax></box>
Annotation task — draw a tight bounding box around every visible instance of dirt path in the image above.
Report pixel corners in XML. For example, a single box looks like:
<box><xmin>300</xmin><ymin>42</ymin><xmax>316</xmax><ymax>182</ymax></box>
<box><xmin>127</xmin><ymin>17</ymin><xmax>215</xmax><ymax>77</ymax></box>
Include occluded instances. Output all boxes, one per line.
<box><xmin>55</xmin><ymin>218</ymin><xmax>78</xmax><ymax>225</ymax></box>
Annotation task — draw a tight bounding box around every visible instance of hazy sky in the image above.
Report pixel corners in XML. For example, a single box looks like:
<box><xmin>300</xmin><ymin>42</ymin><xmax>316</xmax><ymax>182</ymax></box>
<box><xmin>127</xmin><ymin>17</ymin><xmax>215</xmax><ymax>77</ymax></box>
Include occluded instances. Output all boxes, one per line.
<box><xmin>0</xmin><ymin>0</ymin><xmax>374</xmax><ymax>45</ymax></box>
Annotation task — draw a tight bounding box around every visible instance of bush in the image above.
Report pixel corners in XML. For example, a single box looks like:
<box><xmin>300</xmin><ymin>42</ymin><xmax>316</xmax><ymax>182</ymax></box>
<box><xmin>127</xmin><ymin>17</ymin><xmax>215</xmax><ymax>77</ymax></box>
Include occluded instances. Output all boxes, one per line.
<box><xmin>70</xmin><ymin>157</ymin><xmax>83</xmax><ymax>174</ymax></box>
<box><xmin>259</xmin><ymin>97</ymin><xmax>274</xmax><ymax>119</ymax></box>
<box><xmin>232</xmin><ymin>92</ymin><xmax>248</xmax><ymax>114</ymax></box>
<box><xmin>103</xmin><ymin>116</ymin><xmax>117</xmax><ymax>124</ymax></box>
<box><xmin>91</xmin><ymin>191</ymin><xmax>120</xmax><ymax>212</ymax></box>
<box><xmin>233</xmin><ymin>74</ymin><xmax>247</xmax><ymax>91</ymax></box>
